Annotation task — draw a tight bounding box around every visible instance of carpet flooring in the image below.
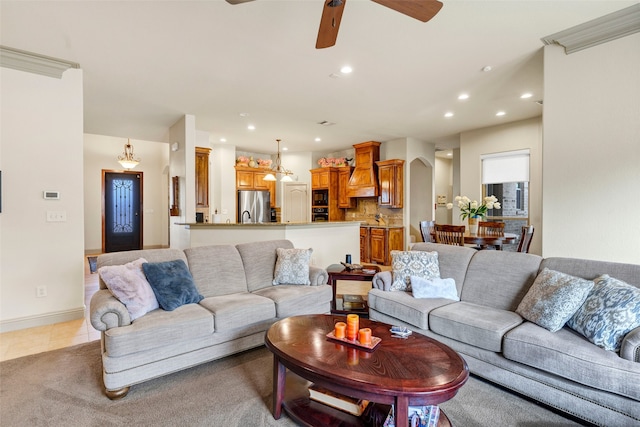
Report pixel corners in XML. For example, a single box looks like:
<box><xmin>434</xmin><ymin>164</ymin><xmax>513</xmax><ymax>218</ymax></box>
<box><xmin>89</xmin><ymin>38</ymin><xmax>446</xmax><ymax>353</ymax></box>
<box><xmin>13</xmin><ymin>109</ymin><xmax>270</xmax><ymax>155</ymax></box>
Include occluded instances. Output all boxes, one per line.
<box><xmin>0</xmin><ymin>341</ymin><xmax>586</xmax><ymax>426</ymax></box>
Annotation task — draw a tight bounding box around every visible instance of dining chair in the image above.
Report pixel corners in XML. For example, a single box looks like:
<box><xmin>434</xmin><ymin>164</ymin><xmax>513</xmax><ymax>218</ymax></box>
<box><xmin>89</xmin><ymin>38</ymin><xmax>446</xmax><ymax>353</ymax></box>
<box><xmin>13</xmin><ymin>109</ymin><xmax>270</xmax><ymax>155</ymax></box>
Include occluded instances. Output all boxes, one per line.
<box><xmin>419</xmin><ymin>220</ymin><xmax>436</xmax><ymax>243</ymax></box>
<box><xmin>517</xmin><ymin>225</ymin><xmax>535</xmax><ymax>253</ymax></box>
<box><xmin>434</xmin><ymin>224</ymin><xmax>465</xmax><ymax>246</ymax></box>
<box><xmin>478</xmin><ymin>221</ymin><xmax>505</xmax><ymax>250</ymax></box>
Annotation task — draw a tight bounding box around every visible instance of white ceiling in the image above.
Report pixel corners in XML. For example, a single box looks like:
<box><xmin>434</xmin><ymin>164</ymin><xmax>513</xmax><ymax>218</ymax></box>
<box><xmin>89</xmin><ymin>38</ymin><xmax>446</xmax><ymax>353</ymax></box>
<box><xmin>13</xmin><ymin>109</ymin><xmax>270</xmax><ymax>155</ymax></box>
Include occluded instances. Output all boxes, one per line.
<box><xmin>1</xmin><ymin>0</ymin><xmax>635</xmax><ymax>154</ymax></box>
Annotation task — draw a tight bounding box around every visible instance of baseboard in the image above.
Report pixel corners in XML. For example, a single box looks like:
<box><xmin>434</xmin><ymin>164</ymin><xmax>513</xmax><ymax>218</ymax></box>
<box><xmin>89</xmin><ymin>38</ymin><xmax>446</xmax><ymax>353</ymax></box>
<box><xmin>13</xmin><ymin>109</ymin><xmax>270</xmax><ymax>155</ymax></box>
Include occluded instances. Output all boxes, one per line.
<box><xmin>0</xmin><ymin>307</ymin><xmax>86</xmax><ymax>333</ymax></box>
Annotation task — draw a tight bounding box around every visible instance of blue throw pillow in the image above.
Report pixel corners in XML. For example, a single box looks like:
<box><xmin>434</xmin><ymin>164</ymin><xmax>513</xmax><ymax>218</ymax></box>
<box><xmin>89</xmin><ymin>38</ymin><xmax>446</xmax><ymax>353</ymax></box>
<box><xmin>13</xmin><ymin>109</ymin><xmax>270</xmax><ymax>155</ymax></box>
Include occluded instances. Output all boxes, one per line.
<box><xmin>142</xmin><ymin>259</ymin><xmax>203</xmax><ymax>311</ymax></box>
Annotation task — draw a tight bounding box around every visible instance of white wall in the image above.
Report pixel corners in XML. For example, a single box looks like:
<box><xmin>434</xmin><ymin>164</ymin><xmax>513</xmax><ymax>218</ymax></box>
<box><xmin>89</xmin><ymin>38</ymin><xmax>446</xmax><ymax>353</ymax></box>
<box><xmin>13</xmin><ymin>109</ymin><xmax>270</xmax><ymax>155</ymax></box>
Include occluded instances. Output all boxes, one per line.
<box><xmin>460</xmin><ymin>117</ymin><xmax>543</xmax><ymax>255</ymax></box>
<box><xmin>0</xmin><ymin>67</ymin><xmax>85</xmax><ymax>331</ymax></box>
<box><xmin>83</xmin><ymin>134</ymin><xmax>170</xmax><ymax>253</ymax></box>
<box><xmin>435</xmin><ymin>156</ymin><xmax>453</xmax><ymax>225</ymax></box>
<box><xmin>543</xmin><ymin>35</ymin><xmax>640</xmax><ymax>264</ymax></box>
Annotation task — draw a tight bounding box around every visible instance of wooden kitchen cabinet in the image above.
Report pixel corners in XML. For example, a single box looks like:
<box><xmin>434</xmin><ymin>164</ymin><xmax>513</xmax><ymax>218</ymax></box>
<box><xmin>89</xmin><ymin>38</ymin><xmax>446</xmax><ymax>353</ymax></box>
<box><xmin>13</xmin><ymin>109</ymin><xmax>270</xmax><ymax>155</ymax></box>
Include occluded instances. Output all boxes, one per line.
<box><xmin>195</xmin><ymin>147</ymin><xmax>211</xmax><ymax>208</ymax></box>
<box><xmin>310</xmin><ymin>168</ymin><xmax>344</xmax><ymax>221</ymax></box>
<box><xmin>365</xmin><ymin>226</ymin><xmax>404</xmax><ymax>266</ymax></box>
<box><xmin>360</xmin><ymin>227</ymin><xmax>370</xmax><ymax>263</ymax></box>
<box><xmin>235</xmin><ymin>166</ymin><xmax>276</xmax><ymax>207</ymax></box>
<box><xmin>376</xmin><ymin>159</ymin><xmax>404</xmax><ymax>208</ymax></box>
<box><xmin>347</xmin><ymin>141</ymin><xmax>380</xmax><ymax>198</ymax></box>
<box><xmin>338</xmin><ymin>166</ymin><xmax>356</xmax><ymax>209</ymax></box>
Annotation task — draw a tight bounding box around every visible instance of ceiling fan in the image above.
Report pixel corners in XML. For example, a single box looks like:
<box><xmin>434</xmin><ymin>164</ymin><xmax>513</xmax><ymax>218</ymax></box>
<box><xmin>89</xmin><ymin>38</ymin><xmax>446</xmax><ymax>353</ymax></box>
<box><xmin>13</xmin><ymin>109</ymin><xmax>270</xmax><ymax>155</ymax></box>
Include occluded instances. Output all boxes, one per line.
<box><xmin>226</xmin><ymin>0</ymin><xmax>443</xmax><ymax>49</ymax></box>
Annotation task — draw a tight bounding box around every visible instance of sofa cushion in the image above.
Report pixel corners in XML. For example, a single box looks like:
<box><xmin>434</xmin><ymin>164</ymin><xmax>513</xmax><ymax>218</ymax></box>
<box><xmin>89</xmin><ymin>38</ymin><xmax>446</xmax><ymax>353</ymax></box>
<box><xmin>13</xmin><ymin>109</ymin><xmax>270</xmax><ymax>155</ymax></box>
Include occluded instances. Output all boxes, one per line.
<box><xmin>184</xmin><ymin>245</ymin><xmax>249</xmax><ymax>297</ymax></box>
<box><xmin>143</xmin><ymin>260</ymin><xmax>204</xmax><ymax>311</ymax></box>
<box><xmin>104</xmin><ymin>303</ymin><xmax>214</xmax><ymax>357</ymax></box>
<box><xmin>253</xmin><ymin>284</ymin><xmax>333</xmax><ymax>318</ymax></box>
<box><xmin>236</xmin><ymin>240</ymin><xmax>294</xmax><ymax>292</ymax></box>
<box><xmin>503</xmin><ymin>321</ymin><xmax>640</xmax><ymax>400</ymax></box>
<box><xmin>98</xmin><ymin>257</ymin><xmax>159</xmax><ymax>320</ymax></box>
<box><xmin>368</xmin><ymin>288</ymin><xmax>455</xmax><ymax>330</ymax></box>
<box><xmin>567</xmin><ymin>274</ymin><xmax>640</xmax><ymax>352</ymax></box>
<box><xmin>409</xmin><ymin>243</ymin><xmax>476</xmax><ymax>294</ymax></box>
<box><xmin>198</xmin><ymin>293</ymin><xmax>276</xmax><ymax>331</ymax></box>
<box><xmin>516</xmin><ymin>268</ymin><xmax>594</xmax><ymax>333</ymax></box>
<box><xmin>411</xmin><ymin>276</ymin><xmax>459</xmax><ymax>301</ymax></box>
<box><xmin>429</xmin><ymin>301</ymin><xmax>523</xmax><ymax>352</ymax></box>
<box><xmin>460</xmin><ymin>250</ymin><xmax>542</xmax><ymax>311</ymax></box>
<box><xmin>390</xmin><ymin>250</ymin><xmax>440</xmax><ymax>291</ymax></box>
<box><xmin>273</xmin><ymin>247</ymin><xmax>313</xmax><ymax>285</ymax></box>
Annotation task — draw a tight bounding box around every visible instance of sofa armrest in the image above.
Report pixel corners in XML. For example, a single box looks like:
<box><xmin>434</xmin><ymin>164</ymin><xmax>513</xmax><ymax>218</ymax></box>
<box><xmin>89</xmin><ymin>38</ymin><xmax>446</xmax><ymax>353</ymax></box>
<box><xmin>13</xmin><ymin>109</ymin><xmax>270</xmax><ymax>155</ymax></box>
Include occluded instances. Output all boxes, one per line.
<box><xmin>372</xmin><ymin>271</ymin><xmax>393</xmax><ymax>291</ymax></box>
<box><xmin>89</xmin><ymin>289</ymin><xmax>131</xmax><ymax>332</ymax></box>
<box><xmin>309</xmin><ymin>266</ymin><xmax>328</xmax><ymax>286</ymax></box>
<box><xmin>620</xmin><ymin>326</ymin><xmax>640</xmax><ymax>362</ymax></box>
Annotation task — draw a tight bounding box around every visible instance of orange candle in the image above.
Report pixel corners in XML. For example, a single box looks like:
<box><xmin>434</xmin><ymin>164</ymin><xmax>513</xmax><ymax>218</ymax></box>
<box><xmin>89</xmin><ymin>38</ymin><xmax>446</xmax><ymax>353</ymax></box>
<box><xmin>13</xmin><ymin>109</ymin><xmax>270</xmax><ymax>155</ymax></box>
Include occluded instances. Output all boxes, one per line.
<box><xmin>346</xmin><ymin>314</ymin><xmax>359</xmax><ymax>341</ymax></box>
<box><xmin>358</xmin><ymin>328</ymin><xmax>372</xmax><ymax>346</ymax></box>
<box><xmin>334</xmin><ymin>322</ymin><xmax>346</xmax><ymax>339</ymax></box>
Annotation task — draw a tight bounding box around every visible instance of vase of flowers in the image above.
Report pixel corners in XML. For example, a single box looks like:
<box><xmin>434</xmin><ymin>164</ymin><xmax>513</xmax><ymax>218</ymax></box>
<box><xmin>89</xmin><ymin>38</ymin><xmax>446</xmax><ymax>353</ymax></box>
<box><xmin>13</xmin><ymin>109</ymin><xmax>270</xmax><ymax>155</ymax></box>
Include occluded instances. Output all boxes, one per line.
<box><xmin>236</xmin><ymin>155</ymin><xmax>249</xmax><ymax>167</ymax></box>
<box><xmin>447</xmin><ymin>195</ymin><xmax>501</xmax><ymax>235</ymax></box>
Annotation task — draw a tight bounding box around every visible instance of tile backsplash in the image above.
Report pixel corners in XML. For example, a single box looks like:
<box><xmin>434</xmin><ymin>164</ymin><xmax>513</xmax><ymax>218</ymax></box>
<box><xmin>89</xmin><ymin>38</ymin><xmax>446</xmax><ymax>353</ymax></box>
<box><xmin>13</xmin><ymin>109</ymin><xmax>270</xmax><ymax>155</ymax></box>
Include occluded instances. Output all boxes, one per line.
<box><xmin>345</xmin><ymin>198</ymin><xmax>403</xmax><ymax>226</ymax></box>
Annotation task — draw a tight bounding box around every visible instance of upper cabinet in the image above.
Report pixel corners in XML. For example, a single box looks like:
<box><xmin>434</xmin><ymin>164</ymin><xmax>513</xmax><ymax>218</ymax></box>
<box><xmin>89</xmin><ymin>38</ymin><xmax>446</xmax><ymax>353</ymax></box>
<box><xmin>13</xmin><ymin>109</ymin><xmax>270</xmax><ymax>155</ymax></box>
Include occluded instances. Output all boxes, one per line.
<box><xmin>195</xmin><ymin>147</ymin><xmax>211</xmax><ymax>208</ymax></box>
<box><xmin>376</xmin><ymin>159</ymin><xmax>404</xmax><ymax>208</ymax></box>
<box><xmin>337</xmin><ymin>166</ymin><xmax>356</xmax><ymax>209</ymax></box>
<box><xmin>235</xmin><ymin>166</ymin><xmax>276</xmax><ymax>207</ymax></box>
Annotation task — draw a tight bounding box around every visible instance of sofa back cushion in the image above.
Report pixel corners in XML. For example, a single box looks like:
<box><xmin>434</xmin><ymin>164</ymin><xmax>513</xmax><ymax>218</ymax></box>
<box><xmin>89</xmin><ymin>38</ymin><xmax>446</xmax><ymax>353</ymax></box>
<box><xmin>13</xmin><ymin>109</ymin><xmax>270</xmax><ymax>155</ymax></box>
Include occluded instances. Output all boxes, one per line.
<box><xmin>411</xmin><ymin>243</ymin><xmax>476</xmax><ymax>295</ymax></box>
<box><xmin>236</xmin><ymin>240</ymin><xmax>294</xmax><ymax>292</ymax></box>
<box><xmin>184</xmin><ymin>245</ymin><xmax>248</xmax><ymax>297</ymax></box>
<box><xmin>540</xmin><ymin>257</ymin><xmax>640</xmax><ymax>288</ymax></box>
<box><xmin>461</xmin><ymin>250</ymin><xmax>542</xmax><ymax>311</ymax></box>
<box><xmin>97</xmin><ymin>248</ymin><xmax>187</xmax><ymax>290</ymax></box>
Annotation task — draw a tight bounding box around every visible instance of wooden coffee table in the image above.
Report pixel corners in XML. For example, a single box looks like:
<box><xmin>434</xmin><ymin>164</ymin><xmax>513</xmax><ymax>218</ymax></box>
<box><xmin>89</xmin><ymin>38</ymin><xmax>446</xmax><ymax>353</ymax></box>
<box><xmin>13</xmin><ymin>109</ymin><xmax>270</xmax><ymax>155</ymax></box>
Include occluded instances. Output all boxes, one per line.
<box><xmin>265</xmin><ymin>314</ymin><xmax>469</xmax><ymax>427</ymax></box>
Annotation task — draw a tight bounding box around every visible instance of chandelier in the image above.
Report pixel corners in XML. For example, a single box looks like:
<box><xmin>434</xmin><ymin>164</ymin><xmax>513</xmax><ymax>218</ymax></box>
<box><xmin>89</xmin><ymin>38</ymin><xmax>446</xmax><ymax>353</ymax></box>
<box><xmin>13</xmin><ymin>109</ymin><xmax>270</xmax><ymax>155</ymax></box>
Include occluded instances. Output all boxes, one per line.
<box><xmin>118</xmin><ymin>139</ymin><xmax>140</xmax><ymax>169</ymax></box>
<box><xmin>264</xmin><ymin>139</ymin><xmax>293</xmax><ymax>182</ymax></box>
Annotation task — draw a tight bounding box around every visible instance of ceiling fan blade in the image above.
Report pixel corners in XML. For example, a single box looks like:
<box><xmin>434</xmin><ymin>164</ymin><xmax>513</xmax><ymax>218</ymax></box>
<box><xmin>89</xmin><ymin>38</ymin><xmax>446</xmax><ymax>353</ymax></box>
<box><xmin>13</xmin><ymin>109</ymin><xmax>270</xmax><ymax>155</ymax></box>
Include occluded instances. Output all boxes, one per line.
<box><xmin>370</xmin><ymin>0</ymin><xmax>443</xmax><ymax>22</ymax></box>
<box><xmin>225</xmin><ymin>0</ymin><xmax>255</xmax><ymax>4</ymax></box>
<box><xmin>316</xmin><ymin>0</ymin><xmax>347</xmax><ymax>49</ymax></box>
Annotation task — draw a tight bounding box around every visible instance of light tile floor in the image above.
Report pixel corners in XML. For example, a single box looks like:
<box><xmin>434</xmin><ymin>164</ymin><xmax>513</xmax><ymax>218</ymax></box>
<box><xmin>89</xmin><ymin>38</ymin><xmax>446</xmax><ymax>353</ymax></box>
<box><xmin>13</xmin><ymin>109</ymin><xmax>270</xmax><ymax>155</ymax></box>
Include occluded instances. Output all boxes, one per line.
<box><xmin>0</xmin><ymin>257</ymin><xmax>101</xmax><ymax>362</ymax></box>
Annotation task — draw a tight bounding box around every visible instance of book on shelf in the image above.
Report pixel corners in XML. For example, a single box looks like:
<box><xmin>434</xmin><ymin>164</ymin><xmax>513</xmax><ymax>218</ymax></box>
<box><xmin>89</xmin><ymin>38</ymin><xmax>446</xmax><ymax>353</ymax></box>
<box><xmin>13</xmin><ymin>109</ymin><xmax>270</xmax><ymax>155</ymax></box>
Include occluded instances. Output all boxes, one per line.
<box><xmin>383</xmin><ymin>404</ymin><xmax>440</xmax><ymax>427</ymax></box>
<box><xmin>308</xmin><ymin>384</ymin><xmax>369</xmax><ymax>416</ymax></box>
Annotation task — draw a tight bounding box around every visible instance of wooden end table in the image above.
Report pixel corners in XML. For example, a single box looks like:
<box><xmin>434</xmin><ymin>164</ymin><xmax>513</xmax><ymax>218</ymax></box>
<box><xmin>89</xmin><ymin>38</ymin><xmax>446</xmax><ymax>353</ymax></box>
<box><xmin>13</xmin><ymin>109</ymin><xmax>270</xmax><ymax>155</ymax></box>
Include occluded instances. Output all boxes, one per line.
<box><xmin>265</xmin><ymin>314</ymin><xmax>469</xmax><ymax>427</ymax></box>
<box><xmin>327</xmin><ymin>264</ymin><xmax>380</xmax><ymax>316</ymax></box>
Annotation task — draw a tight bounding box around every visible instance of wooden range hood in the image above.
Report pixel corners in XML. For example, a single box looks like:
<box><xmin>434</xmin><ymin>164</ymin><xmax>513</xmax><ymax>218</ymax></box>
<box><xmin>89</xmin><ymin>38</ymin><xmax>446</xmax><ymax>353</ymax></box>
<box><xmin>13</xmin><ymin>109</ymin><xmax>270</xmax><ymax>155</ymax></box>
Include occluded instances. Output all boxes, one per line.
<box><xmin>347</xmin><ymin>141</ymin><xmax>381</xmax><ymax>198</ymax></box>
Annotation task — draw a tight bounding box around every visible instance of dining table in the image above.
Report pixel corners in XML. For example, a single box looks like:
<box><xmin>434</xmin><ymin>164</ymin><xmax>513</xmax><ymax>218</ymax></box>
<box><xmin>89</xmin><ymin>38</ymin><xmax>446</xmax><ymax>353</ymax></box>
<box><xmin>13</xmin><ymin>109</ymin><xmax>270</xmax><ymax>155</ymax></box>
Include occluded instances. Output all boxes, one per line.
<box><xmin>431</xmin><ymin>230</ymin><xmax>517</xmax><ymax>249</ymax></box>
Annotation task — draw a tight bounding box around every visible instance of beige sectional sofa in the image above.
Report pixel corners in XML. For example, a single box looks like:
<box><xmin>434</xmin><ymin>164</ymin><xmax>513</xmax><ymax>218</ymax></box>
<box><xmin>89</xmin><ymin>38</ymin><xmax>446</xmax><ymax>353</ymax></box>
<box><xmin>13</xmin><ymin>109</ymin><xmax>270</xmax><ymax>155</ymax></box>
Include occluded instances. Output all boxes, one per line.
<box><xmin>369</xmin><ymin>242</ymin><xmax>640</xmax><ymax>426</ymax></box>
<box><xmin>90</xmin><ymin>239</ymin><xmax>330</xmax><ymax>399</ymax></box>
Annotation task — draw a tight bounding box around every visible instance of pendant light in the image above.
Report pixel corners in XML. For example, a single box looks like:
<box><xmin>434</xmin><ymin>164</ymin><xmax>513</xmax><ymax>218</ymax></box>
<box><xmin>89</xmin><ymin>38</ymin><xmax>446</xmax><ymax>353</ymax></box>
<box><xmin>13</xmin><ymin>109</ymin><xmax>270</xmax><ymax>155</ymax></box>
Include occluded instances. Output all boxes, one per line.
<box><xmin>118</xmin><ymin>139</ymin><xmax>140</xmax><ymax>169</ymax></box>
<box><xmin>264</xmin><ymin>139</ymin><xmax>293</xmax><ymax>182</ymax></box>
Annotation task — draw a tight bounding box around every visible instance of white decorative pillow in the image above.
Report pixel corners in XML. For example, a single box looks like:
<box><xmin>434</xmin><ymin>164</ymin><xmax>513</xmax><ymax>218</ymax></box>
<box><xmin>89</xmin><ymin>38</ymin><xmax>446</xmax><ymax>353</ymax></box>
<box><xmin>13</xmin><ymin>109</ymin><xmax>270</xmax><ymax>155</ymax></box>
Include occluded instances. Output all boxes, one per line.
<box><xmin>516</xmin><ymin>268</ymin><xmax>593</xmax><ymax>332</ymax></box>
<box><xmin>98</xmin><ymin>258</ymin><xmax>159</xmax><ymax>320</ymax></box>
<box><xmin>273</xmin><ymin>248</ymin><xmax>313</xmax><ymax>285</ymax></box>
<box><xmin>390</xmin><ymin>250</ymin><xmax>440</xmax><ymax>292</ymax></box>
<box><xmin>411</xmin><ymin>276</ymin><xmax>459</xmax><ymax>301</ymax></box>
<box><xmin>567</xmin><ymin>274</ymin><xmax>640</xmax><ymax>352</ymax></box>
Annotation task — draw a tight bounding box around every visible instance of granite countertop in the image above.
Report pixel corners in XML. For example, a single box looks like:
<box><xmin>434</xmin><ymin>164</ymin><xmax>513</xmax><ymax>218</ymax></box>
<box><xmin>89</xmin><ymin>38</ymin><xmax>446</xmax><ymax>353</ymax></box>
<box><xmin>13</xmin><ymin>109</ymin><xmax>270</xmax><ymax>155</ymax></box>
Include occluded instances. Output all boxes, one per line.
<box><xmin>176</xmin><ymin>221</ymin><xmax>363</xmax><ymax>227</ymax></box>
<box><xmin>359</xmin><ymin>223</ymin><xmax>404</xmax><ymax>229</ymax></box>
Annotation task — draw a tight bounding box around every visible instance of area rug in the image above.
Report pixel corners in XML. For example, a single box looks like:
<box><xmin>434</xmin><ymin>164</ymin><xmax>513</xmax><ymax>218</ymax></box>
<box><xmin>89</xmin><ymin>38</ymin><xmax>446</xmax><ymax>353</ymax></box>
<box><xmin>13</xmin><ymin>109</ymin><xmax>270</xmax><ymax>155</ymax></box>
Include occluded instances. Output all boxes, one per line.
<box><xmin>0</xmin><ymin>341</ymin><xmax>585</xmax><ymax>426</ymax></box>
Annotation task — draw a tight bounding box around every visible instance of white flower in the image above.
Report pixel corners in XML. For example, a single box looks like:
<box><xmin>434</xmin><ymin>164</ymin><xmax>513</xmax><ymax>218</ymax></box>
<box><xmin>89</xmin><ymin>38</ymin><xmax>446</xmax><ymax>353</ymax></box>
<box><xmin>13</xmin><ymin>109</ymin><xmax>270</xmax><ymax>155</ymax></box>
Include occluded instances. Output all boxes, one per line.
<box><xmin>493</xmin><ymin>202</ymin><xmax>501</xmax><ymax>209</ymax></box>
<box><xmin>470</xmin><ymin>201</ymin><xmax>478</xmax><ymax>209</ymax></box>
<box><xmin>446</xmin><ymin>203</ymin><xmax>453</xmax><ymax>209</ymax></box>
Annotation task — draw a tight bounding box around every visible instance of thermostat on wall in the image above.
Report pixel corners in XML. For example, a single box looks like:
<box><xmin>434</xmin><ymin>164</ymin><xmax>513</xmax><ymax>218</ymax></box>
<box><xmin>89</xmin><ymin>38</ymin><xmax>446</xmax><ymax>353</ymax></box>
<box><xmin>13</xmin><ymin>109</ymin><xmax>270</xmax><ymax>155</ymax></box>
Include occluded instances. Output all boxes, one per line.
<box><xmin>43</xmin><ymin>191</ymin><xmax>60</xmax><ymax>200</ymax></box>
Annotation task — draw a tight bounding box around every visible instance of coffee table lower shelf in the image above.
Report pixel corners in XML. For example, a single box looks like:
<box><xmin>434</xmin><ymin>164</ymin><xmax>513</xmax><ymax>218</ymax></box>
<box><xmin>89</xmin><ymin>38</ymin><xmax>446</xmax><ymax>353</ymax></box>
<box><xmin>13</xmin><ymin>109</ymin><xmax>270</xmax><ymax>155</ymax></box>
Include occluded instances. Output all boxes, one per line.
<box><xmin>282</xmin><ymin>373</ymin><xmax>452</xmax><ymax>427</ymax></box>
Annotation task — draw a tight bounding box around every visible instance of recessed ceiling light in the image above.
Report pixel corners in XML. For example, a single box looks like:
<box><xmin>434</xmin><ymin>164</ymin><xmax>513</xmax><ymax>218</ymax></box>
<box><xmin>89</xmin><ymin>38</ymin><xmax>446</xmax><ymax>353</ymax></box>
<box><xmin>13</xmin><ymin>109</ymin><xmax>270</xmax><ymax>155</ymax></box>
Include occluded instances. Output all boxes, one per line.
<box><xmin>340</xmin><ymin>65</ymin><xmax>353</xmax><ymax>74</ymax></box>
<box><xmin>496</xmin><ymin>111</ymin><xmax>506</xmax><ymax>117</ymax></box>
<box><xmin>482</xmin><ymin>65</ymin><xmax>493</xmax><ymax>72</ymax></box>
<box><xmin>282</xmin><ymin>147</ymin><xmax>288</xmax><ymax>151</ymax></box>
<box><xmin>444</xmin><ymin>112</ymin><xmax>454</xmax><ymax>118</ymax></box>
<box><xmin>318</xmin><ymin>120</ymin><xmax>336</xmax><ymax>126</ymax></box>
<box><xmin>315</xmin><ymin>137</ymin><xmax>322</xmax><ymax>142</ymax></box>
<box><xmin>220</xmin><ymin>138</ymin><xmax>227</xmax><ymax>143</ymax></box>
<box><xmin>447</xmin><ymin>152</ymin><xmax>452</xmax><ymax>157</ymax></box>
<box><xmin>247</xmin><ymin>124</ymin><xmax>255</xmax><ymax>130</ymax></box>
<box><xmin>239</xmin><ymin>112</ymin><xmax>249</xmax><ymax>117</ymax></box>
<box><xmin>458</xmin><ymin>93</ymin><xmax>469</xmax><ymax>100</ymax></box>
<box><xmin>520</xmin><ymin>93</ymin><xmax>533</xmax><ymax>99</ymax></box>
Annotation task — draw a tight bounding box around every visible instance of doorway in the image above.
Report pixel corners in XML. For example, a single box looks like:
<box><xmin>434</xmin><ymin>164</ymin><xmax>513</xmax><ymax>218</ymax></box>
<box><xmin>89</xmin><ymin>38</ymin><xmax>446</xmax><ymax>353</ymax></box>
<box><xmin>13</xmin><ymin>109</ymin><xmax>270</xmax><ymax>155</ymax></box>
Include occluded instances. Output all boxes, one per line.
<box><xmin>102</xmin><ymin>170</ymin><xmax>143</xmax><ymax>252</ymax></box>
<box><xmin>282</xmin><ymin>182</ymin><xmax>309</xmax><ymax>223</ymax></box>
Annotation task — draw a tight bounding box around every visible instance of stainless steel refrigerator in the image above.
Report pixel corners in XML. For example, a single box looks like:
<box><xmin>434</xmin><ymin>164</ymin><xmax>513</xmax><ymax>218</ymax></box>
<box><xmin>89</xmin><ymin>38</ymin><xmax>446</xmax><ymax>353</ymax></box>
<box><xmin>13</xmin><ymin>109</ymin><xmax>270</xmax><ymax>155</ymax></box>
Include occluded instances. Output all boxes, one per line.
<box><xmin>237</xmin><ymin>190</ymin><xmax>270</xmax><ymax>223</ymax></box>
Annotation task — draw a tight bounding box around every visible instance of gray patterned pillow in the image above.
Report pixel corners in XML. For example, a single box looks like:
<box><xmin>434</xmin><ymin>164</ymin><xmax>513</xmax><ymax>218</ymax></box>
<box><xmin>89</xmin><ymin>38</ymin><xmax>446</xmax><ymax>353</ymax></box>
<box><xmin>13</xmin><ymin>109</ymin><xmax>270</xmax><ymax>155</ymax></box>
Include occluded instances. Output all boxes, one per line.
<box><xmin>390</xmin><ymin>250</ymin><xmax>440</xmax><ymax>291</ymax></box>
<box><xmin>516</xmin><ymin>268</ymin><xmax>594</xmax><ymax>332</ymax></box>
<box><xmin>567</xmin><ymin>275</ymin><xmax>640</xmax><ymax>352</ymax></box>
<box><xmin>273</xmin><ymin>248</ymin><xmax>313</xmax><ymax>285</ymax></box>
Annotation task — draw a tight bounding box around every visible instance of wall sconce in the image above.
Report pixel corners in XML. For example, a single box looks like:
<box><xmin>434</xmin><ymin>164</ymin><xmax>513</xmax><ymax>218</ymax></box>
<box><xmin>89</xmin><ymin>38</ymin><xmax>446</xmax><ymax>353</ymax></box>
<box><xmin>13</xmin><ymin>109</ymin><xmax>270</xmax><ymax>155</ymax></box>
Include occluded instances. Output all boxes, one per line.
<box><xmin>171</xmin><ymin>142</ymin><xmax>179</xmax><ymax>152</ymax></box>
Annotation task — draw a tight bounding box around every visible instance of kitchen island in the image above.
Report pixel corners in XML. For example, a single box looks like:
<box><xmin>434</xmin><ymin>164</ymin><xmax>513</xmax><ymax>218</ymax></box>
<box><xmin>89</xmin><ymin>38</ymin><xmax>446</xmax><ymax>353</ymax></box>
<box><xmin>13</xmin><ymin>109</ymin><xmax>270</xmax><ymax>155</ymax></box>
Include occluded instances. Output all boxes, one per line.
<box><xmin>172</xmin><ymin>221</ymin><xmax>361</xmax><ymax>269</ymax></box>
